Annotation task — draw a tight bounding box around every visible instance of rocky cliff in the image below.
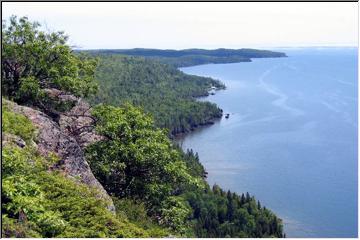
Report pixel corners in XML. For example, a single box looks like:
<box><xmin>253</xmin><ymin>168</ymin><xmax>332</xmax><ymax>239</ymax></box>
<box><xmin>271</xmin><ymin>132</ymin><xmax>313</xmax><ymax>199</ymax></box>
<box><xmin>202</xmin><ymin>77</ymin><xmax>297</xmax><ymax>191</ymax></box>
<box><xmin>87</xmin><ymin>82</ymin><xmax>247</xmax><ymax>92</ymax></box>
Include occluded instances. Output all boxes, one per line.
<box><xmin>3</xmin><ymin>93</ymin><xmax>115</xmax><ymax>212</ymax></box>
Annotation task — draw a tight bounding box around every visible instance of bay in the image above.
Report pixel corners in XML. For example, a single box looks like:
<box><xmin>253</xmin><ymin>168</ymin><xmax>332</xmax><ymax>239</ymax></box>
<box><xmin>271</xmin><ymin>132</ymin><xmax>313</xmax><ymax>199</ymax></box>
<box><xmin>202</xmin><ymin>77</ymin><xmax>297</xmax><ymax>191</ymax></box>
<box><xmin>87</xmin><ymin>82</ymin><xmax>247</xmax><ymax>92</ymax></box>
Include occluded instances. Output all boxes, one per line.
<box><xmin>177</xmin><ymin>48</ymin><xmax>358</xmax><ymax>237</ymax></box>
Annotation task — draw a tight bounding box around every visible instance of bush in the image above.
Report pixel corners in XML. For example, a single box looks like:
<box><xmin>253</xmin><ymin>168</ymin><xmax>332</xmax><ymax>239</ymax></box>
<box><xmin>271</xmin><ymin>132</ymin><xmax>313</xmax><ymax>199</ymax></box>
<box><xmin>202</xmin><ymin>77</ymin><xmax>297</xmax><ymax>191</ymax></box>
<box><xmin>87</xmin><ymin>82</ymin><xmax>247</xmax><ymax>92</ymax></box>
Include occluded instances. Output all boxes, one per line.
<box><xmin>86</xmin><ymin>104</ymin><xmax>202</xmax><ymax>203</ymax></box>
<box><xmin>113</xmin><ymin>197</ymin><xmax>170</xmax><ymax>237</ymax></box>
<box><xmin>2</xmin><ymin>100</ymin><xmax>36</xmax><ymax>143</ymax></box>
<box><xmin>2</xmin><ymin>16</ymin><xmax>98</xmax><ymax>105</ymax></box>
<box><xmin>1</xmin><ymin>106</ymin><xmax>150</xmax><ymax>237</ymax></box>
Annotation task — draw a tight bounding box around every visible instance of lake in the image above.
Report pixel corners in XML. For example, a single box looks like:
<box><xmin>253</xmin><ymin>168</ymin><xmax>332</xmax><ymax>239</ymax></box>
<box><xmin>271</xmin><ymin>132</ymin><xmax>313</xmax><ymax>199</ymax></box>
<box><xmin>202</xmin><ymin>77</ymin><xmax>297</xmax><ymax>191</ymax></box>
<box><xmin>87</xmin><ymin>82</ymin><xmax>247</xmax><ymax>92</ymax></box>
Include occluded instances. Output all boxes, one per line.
<box><xmin>177</xmin><ymin>48</ymin><xmax>358</xmax><ymax>237</ymax></box>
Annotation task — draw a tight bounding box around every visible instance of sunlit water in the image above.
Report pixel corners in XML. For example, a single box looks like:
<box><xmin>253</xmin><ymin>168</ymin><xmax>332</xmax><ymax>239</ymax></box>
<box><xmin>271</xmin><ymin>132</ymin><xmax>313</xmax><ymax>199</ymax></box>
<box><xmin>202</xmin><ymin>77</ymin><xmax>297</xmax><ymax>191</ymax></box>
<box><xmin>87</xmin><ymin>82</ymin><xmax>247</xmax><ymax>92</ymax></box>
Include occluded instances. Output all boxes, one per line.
<box><xmin>176</xmin><ymin>48</ymin><xmax>358</xmax><ymax>237</ymax></box>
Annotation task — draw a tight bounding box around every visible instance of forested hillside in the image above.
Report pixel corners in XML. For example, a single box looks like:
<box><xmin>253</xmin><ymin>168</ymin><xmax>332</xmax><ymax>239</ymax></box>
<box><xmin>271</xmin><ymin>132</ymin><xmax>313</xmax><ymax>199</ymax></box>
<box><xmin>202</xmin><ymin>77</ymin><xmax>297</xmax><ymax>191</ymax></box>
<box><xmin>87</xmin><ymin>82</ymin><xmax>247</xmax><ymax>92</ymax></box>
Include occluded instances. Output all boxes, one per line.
<box><xmin>89</xmin><ymin>54</ymin><xmax>225</xmax><ymax>135</ymax></box>
<box><xmin>83</xmin><ymin>48</ymin><xmax>287</xmax><ymax>67</ymax></box>
<box><xmin>2</xmin><ymin>16</ymin><xmax>284</xmax><ymax>238</ymax></box>
<box><xmin>2</xmin><ymin>100</ymin><xmax>169</xmax><ymax>237</ymax></box>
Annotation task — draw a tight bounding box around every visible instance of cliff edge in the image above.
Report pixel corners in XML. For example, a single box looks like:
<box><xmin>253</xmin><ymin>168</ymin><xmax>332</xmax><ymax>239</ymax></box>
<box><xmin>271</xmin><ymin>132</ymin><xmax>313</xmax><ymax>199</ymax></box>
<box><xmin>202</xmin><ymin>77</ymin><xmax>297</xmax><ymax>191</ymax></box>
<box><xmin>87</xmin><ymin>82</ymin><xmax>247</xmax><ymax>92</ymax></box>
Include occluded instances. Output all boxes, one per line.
<box><xmin>3</xmin><ymin>94</ymin><xmax>115</xmax><ymax>213</ymax></box>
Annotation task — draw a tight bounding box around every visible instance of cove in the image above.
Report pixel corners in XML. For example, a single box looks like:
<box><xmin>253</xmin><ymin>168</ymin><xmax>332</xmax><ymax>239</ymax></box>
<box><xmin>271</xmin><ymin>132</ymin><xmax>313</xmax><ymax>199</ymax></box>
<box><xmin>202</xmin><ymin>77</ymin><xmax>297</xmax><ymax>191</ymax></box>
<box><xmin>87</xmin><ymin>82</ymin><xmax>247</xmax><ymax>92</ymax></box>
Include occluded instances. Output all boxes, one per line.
<box><xmin>176</xmin><ymin>48</ymin><xmax>358</xmax><ymax>237</ymax></box>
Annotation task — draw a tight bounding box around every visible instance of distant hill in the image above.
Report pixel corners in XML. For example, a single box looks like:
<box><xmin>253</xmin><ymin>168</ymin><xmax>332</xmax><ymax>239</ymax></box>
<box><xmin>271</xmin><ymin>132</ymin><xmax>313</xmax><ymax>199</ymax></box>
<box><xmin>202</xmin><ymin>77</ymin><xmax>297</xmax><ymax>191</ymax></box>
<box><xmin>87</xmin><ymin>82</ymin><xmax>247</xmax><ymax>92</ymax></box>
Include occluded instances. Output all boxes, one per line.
<box><xmin>80</xmin><ymin>48</ymin><xmax>287</xmax><ymax>67</ymax></box>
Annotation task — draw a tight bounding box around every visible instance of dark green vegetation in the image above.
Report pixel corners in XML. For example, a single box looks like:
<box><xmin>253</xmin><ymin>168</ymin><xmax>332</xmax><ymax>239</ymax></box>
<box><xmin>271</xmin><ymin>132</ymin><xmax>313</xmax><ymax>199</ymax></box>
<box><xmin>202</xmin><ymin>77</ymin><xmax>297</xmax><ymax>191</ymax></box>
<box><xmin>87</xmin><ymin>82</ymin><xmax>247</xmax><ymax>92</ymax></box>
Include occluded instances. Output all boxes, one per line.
<box><xmin>2</xmin><ymin>102</ymin><xmax>167</xmax><ymax>237</ymax></box>
<box><xmin>83</xmin><ymin>48</ymin><xmax>287</xmax><ymax>67</ymax></box>
<box><xmin>85</xmin><ymin>104</ymin><xmax>201</xmax><ymax>235</ymax></box>
<box><xmin>83</xmin><ymin>48</ymin><xmax>286</xmax><ymax>135</ymax></box>
<box><xmin>185</xmin><ymin>185</ymin><xmax>284</xmax><ymax>237</ymax></box>
<box><xmin>85</xmin><ymin>104</ymin><xmax>284</xmax><ymax>237</ymax></box>
<box><xmin>2</xmin><ymin>16</ymin><xmax>98</xmax><ymax>120</ymax></box>
<box><xmin>2</xmin><ymin>16</ymin><xmax>284</xmax><ymax>238</ymax></box>
<box><xmin>89</xmin><ymin>54</ymin><xmax>225</xmax><ymax>135</ymax></box>
<box><xmin>2</xmin><ymin>17</ymin><xmax>98</xmax><ymax>102</ymax></box>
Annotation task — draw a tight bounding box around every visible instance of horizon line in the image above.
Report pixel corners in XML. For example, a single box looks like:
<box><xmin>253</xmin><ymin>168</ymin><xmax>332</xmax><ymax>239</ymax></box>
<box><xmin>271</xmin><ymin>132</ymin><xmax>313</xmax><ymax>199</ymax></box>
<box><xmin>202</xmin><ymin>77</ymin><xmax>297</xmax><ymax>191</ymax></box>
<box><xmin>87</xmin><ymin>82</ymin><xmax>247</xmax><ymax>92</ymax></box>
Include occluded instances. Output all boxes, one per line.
<box><xmin>74</xmin><ymin>46</ymin><xmax>358</xmax><ymax>51</ymax></box>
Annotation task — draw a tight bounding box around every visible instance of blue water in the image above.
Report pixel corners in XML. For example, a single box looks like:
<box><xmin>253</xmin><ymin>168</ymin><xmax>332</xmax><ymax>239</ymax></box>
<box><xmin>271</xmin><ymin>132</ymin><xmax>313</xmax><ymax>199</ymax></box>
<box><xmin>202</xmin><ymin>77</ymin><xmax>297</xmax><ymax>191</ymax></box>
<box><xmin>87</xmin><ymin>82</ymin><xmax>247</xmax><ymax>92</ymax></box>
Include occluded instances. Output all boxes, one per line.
<box><xmin>177</xmin><ymin>48</ymin><xmax>358</xmax><ymax>237</ymax></box>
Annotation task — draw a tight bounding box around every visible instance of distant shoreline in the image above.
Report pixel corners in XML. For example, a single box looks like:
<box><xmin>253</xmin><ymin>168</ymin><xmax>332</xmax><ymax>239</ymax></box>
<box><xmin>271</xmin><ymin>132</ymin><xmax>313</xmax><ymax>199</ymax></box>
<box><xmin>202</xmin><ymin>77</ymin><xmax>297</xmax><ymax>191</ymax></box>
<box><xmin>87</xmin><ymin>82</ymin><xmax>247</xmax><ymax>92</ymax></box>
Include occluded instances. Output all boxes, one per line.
<box><xmin>77</xmin><ymin>48</ymin><xmax>287</xmax><ymax>68</ymax></box>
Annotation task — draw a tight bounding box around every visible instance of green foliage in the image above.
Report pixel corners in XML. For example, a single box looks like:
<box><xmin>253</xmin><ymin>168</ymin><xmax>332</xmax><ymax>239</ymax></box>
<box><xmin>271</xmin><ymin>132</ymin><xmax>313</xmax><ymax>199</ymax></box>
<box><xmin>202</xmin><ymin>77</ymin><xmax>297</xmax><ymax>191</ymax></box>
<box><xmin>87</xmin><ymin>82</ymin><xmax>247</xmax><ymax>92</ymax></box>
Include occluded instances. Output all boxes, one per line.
<box><xmin>2</xmin><ymin>16</ymin><xmax>98</xmax><ymax>105</ymax></box>
<box><xmin>86</xmin><ymin>104</ymin><xmax>202</xmax><ymax>203</ymax></box>
<box><xmin>148</xmin><ymin>55</ymin><xmax>251</xmax><ymax>67</ymax></box>
<box><xmin>158</xmin><ymin>196</ymin><xmax>193</xmax><ymax>235</ymax></box>
<box><xmin>16</xmin><ymin>76</ymin><xmax>44</xmax><ymax>103</ymax></box>
<box><xmin>87</xmin><ymin>54</ymin><xmax>225</xmax><ymax>135</ymax></box>
<box><xmin>86</xmin><ymin>104</ymin><xmax>206</xmax><ymax>236</ymax></box>
<box><xmin>1</xmin><ymin>106</ymin><xmax>157</xmax><ymax>238</ymax></box>
<box><xmin>2</xmin><ymin>100</ymin><xmax>36</xmax><ymax>143</ymax></box>
<box><xmin>85</xmin><ymin>103</ymin><xmax>284</xmax><ymax>238</ymax></box>
<box><xmin>113</xmin><ymin>197</ymin><xmax>170</xmax><ymax>237</ymax></box>
<box><xmin>176</xmin><ymin>145</ymin><xmax>284</xmax><ymax>237</ymax></box>
<box><xmin>183</xmin><ymin>185</ymin><xmax>284</xmax><ymax>238</ymax></box>
<box><xmin>2</xmin><ymin>145</ymin><xmax>149</xmax><ymax>238</ymax></box>
<box><xmin>179</xmin><ymin>148</ymin><xmax>207</xmax><ymax>178</ymax></box>
<box><xmin>2</xmin><ymin>17</ymin><xmax>285</xmax><ymax>238</ymax></box>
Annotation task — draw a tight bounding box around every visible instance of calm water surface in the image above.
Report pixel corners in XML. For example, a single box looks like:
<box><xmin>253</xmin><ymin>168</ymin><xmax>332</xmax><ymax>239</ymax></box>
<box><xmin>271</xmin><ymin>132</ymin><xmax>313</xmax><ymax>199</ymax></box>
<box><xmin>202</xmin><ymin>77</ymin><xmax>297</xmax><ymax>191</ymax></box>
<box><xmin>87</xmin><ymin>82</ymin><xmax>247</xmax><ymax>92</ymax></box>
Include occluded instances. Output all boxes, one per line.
<box><xmin>177</xmin><ymin>48</ymin><xmax>358</xmax><ymax>237</ymax></box>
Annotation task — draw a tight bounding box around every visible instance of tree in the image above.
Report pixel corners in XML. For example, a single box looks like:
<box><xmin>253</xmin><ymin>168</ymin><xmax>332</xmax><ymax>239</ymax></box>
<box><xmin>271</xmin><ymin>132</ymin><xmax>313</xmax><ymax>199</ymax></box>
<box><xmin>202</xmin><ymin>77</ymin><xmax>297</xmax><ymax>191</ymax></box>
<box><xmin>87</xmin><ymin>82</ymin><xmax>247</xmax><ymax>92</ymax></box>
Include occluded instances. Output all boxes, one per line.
<box><xmin>226</xmin><ymin>191</ymin><xmax>235</xmax><ymax>220</ymax></box>
<box><xmin>240</xmin><ymin>193</ymin><xmax>245</xmax><ymax>205</ymax></box>
<box><xmin>86</xmin><ymin>54</ymin><xmax>224</xmax><ymax>135</ymax></box>
<box><xmin>2</xmin><ymin>16</ymin><xmax>98</xmax><ymax>105</ymax></box>
<box><xmin>246</xmin><ymin>192</ymin><xmax>251</xmax><ymax>202</ymax></box>
<box><xmin>257</xmin><ymin>200</ymin><xmax>261</xmax><ymax>210</ymax></box>
<box><xmin>85</xmin><ymin>104</ymin><xmax>202</xmax><ymax>204</ymax></box>
<box><xmin>212</xmin><ymin>184</ymin><xmax>221</xmax><ymax>195</ymax></box>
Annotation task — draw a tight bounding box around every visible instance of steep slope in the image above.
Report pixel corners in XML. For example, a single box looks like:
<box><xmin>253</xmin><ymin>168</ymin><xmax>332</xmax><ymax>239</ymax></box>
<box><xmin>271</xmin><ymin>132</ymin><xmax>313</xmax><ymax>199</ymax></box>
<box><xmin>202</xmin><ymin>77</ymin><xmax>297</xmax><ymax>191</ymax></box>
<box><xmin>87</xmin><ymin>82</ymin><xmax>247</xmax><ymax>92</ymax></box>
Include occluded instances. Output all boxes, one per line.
<box><xmin>3</xmin><ymin>98</ymin><xmax>115</xmax><ymax>212</ymax></box>
<box><xmin>2</xmin><ymin>99</ymin><xmax>165</xmax><ymax>237</ymax></box>
<box><xmin>2</xmin><ymin>91</ymin><xmax>285</xmax><ymax>238</ymax></box>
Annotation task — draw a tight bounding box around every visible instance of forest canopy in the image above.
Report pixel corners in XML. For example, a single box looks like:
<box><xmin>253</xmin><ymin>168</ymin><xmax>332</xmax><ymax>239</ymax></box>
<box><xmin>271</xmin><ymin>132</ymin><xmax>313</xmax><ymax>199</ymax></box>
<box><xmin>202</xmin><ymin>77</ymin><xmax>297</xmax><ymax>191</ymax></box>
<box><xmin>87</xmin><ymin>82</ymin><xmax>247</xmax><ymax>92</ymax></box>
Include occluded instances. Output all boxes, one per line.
<box><xmin>88</xmin><ymin>54</ymin><xmax>225</xmax><ymax>135</ymax></box>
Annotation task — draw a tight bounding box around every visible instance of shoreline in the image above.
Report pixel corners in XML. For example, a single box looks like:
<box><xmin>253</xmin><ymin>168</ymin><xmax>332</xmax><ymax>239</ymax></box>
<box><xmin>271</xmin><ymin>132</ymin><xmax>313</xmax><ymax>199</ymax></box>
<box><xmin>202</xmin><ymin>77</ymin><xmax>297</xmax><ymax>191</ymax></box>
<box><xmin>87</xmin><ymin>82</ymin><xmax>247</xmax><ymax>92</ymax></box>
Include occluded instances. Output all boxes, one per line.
<box><xmin>170</xmin><ymin>87</ymin><xmax>226</xmax><ymax>138</ymax></box>
<box><xmin>171</xmin><ymin>116</ymin><xmax>222</xmax><ymax>140</ymax></box>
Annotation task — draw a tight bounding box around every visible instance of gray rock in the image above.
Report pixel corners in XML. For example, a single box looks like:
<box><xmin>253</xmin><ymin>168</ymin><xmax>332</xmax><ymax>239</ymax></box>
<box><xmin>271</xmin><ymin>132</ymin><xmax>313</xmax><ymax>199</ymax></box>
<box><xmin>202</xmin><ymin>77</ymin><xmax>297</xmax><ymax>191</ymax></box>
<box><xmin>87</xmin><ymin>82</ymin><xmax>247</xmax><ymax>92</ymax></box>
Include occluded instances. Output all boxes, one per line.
<box><xmin>2</xmin><ymin>133</ymin><xmax>26</xmax><ymax>148</ymax></box>
<box><xmin>44</xmin><ymin>88</ymin><xmax>77</xmax><ymax>102</ymax></box>
<box><xmin>59</xmin><ymin>98</ymin><xmax>105</xmax><ymax>148</ymax></box>
<box><xmin>4</xmin><ymin>99</ymin><xmax>115</xmax><ymax>213</ymax></box>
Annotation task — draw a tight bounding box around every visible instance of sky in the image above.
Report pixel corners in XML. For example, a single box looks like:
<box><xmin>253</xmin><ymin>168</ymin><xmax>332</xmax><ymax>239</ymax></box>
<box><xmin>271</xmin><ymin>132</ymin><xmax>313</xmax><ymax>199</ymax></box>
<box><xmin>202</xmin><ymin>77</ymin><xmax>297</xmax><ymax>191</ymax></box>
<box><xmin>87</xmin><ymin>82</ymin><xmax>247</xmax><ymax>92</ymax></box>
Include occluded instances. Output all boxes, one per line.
<box><xmin>2</xmin><ymin>2</ymin><xmax>358</xmax><ymax>49</ymax></box>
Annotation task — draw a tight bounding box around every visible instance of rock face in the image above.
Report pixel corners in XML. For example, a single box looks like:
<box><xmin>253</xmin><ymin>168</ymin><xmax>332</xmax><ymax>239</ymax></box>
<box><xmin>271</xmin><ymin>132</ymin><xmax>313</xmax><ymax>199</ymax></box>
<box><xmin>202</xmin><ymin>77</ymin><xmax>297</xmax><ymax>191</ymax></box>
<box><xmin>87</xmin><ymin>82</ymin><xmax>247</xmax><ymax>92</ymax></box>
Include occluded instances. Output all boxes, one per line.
<box><xmin>2</xmin><ymin>133</ymin><xmax>27</xmax><ymax>148</ymax></box>
<box><xmin>59</xmin><ymin>98</ymin><xmax>104</xmax><ymax>148</ymax></box>
<box><xmin>4</xmin><ymin>99</ymin><xmax>115</xmax><ymax>213</ymax></box>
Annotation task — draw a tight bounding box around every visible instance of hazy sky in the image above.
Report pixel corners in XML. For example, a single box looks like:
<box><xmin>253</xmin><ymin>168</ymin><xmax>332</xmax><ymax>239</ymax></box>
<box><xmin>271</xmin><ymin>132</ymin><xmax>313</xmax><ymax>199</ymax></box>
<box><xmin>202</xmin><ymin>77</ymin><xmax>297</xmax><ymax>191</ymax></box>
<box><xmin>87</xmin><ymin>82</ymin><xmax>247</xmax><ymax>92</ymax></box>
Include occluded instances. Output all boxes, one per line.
<box><xmin>2</xmin><ymin>2</ymin><xmax>358</xmax><ymax>49</ymax></box>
